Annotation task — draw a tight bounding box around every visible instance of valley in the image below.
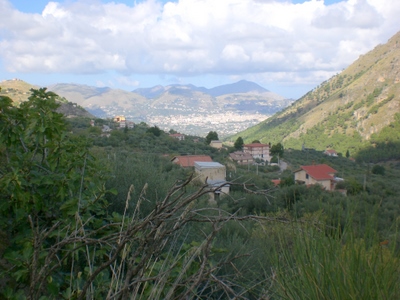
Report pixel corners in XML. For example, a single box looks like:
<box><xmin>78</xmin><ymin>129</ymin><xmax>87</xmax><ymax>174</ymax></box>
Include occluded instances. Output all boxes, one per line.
<box><xmin>0</xmin><ymin>79</ymin><xmax>294</xmax><ymax>137</ymax></box>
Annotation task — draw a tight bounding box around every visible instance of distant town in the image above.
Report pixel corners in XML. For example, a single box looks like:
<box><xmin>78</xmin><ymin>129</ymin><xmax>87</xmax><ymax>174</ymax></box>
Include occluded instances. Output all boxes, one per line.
<box><xmin>147</xmin><ymin>111</ymin><xmax>268</xmax><ymax>137</ymax></box>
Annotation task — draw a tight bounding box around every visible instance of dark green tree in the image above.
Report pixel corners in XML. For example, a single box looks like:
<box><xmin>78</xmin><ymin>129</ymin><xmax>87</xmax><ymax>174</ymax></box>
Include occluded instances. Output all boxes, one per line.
<box><xmin>346</xmin><ymin>149</ymin><xmax>350</xmax><ymax>158</ymax></box>
<box><xmin>205</xmin><ymin>131</ymin><xmax>219</xmax><ymax>145</ymax></box>
<box><xmin>270</xmin><ymin>155</ymin><xmax>278</xmax><ymax>163</ymax></box>
<box><xmin>0</xmin><ymin>88</ymin><xmax>110</xmax><ymax>298</ymax></box>
<box><xmin>147</xmin><ymin>125</ymin><xmax>162</xmax><ymax>136</ymax></box>
<box><xmin>270</xmin><ymin>142</ymin><xmax>284</xmax><ymax>158</ymax></box>
<box><xmin>234</xmin><ymin>136</ymin><xmax>244</xmax><ymax>150</ymax></box>
<box><xmin>252</xmin><ymin>140</ymin><xmax>261</xmax><ymax>143</ymax></box>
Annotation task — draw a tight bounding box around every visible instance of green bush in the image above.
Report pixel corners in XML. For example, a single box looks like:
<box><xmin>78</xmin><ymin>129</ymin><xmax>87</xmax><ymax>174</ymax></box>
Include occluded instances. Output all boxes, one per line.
<box><xmin>372</xmin><ymin>164</ymin><xmax>385</xmax><ymax>175</ymax></box>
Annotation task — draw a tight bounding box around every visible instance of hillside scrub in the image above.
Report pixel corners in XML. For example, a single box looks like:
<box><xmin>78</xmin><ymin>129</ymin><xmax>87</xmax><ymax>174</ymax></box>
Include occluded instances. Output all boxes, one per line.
<box><xmin>1</xmin><ymin>89</ymin><xmax>278</xmax><ymax>299</ymax></box>
<box><xmin>271</xmin><ymin>213</ymin><xmax>400</xmax><ymax>300</ymax></box>
<box><xmin>230</xmin><ymin>32</ymin><xmax>400</xmax><ymax>157</ymax></box>
<box><xmin>2</xmin><ymin>88</ymin><xmax>400</xmax><ymax>299</ymax></box>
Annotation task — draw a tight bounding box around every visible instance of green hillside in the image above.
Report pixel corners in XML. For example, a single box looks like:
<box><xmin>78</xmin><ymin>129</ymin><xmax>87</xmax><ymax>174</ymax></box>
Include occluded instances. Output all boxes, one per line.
<box><xmin>229</xmin><ymin>31</ymin><xmax>400</xmax><ymax>158</ymax></box>
<box><xmin>0</xmin><ymin>79</ymin><xmax>94</xmax><ymax>118</ymax></box>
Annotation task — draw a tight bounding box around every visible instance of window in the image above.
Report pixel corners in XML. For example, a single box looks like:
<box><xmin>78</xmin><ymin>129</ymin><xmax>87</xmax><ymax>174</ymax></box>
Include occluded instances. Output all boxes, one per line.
<box><xmin>306</xmin><ymin>174</ymin><xmax>309</xmax><ymax>179</ymax></box>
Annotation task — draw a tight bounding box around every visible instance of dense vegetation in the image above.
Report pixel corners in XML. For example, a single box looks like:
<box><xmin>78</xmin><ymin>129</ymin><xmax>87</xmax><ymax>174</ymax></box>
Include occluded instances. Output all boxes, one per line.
<box><xmin>1</xmin><ymin>88</ymin><xmax>400</xmax><ymax>299</ymax></box>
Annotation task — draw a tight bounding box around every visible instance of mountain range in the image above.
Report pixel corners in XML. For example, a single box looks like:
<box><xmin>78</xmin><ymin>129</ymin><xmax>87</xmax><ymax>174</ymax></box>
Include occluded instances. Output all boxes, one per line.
<box><xmin>133</xmin><ymin>80</ymin><xmax>270</xmax><ymax>98</ymax></box>
<box><xmin>5</xmin><ymin>28</ymin><xmax>399</xmax><ymax>153</ymax></box>
<box><xmin>231</xmin><ymin>30</ymin><xmax>400</xmax><ymax>156</ymax></box>
<box><xmin>47</xmin><ymin>80</ymin><xmax>293</xmax><ymax>137</ymax></box>
<box><xmin>0</xmin><ymin>79</ymin><xmax>293</xmax><ymax>137</ymax></box>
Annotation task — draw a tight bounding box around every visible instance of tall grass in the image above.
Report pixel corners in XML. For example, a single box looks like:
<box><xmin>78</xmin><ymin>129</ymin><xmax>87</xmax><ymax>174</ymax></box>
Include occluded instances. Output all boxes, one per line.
<box><xmin>272</xmin><ymin>212</ymin><xmax>400</xmax><ymax>299</ymax></box>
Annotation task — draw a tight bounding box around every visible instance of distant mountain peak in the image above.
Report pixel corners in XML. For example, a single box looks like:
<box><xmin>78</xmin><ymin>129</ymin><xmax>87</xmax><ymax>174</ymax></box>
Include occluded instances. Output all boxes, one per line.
<box><xmin>133</xmin><ymin>80</ymin><xmax>269</xmax><ymax>99</ymax></box>
<box><xmin>208</xmin><ymin>80</ymin><xmax>269</xmax><ymax>97</ymax></box>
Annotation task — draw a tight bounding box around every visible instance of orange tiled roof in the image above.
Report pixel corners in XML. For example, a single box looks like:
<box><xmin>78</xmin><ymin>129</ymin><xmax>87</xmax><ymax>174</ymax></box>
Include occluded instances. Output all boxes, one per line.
<box><xmin>271</xmin><ymin>179</ymin><xmax>281</xmax><ymax>186</ymax></box>
<box><xmin>299</xmin><ymin>164</ymin><xmax>337</xmax><ymax>180</ymax></box>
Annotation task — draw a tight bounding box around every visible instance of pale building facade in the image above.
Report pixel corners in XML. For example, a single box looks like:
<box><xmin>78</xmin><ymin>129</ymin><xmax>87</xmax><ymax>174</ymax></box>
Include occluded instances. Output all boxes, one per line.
<box><xmin>294</xmin><ymin>164</ymin><xmax>338</xmax><ymax>191</ymax></box>
<box><xmin>243</xmin><ymin>143</ymin><xmax>270</xmax><ymax>161</ymax></box>
<box><xmin>194</xmin><ymin>162</ymin><xmax>229</xmax><ymax>199</ymax></box>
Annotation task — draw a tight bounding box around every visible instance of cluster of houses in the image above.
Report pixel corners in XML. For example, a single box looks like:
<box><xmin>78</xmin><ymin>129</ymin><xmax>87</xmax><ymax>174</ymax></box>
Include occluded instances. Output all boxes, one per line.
<box><xmin>171</xmin><ymin>131</ymin><xmax>346</xmax><ymax>195</ymax></box>
<box><xmin>229</xmin><ymin>142</ymin><xmax>271</xmax><ymax>165</ymax></box>
<box><xmin>109</xmin><ymin>117</ymin><xmax>345</xmax><ymax>195</ymax></box>
<box><xmin>171</xmin><ymin>159</ymin><xmax>343</xmax><ymax>203</ymax></box>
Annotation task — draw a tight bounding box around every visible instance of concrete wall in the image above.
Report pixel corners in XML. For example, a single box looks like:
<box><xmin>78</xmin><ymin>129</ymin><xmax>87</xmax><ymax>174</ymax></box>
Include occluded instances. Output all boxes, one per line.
<box><xmin>195</xmin><ymin>165</ymin><xmax>226</xmax><ymax>181</ymax></box>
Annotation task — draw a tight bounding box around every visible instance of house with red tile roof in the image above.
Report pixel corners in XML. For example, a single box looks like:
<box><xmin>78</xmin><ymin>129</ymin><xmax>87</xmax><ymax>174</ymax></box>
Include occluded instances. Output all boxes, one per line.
<box><xmin>243</xmin><ymin>143</ymin><xmax>270</xmax><ymax>162</ymax></box>
<box><xmin>171</xmin><ymin>155</ymin><xmax>213</xmax><ymax>168</ymax></box>
<box><xmin>324</xmin><ymin>149</ymin><xmax>338</xmax><ymax>157</ymax></box>
<box><xmin>169</xmin><ymin>133</ymin><xmax>185</xmax><ymax>141</ymax></box>
<box><xmin>294</xmin><ymin>164</ymin><xmax>338</xmax><ymax>191</ymax></box>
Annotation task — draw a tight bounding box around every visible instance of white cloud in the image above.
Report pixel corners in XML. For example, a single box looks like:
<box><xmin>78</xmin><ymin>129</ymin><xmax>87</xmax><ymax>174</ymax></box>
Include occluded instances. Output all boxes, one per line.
<box><xmin>0</xmin><ymin>0</ymin><xmax>399</xmax><ymax>89</ymax></box>
<box><xmin>312</xmin><ymin>0</ymin><xmax>383</xmax><ymax>29</ymax></box>
<box><xmin>116</xmin><ymin>76</ymin><xmax>140</xmax><ymax>87</ymax></box>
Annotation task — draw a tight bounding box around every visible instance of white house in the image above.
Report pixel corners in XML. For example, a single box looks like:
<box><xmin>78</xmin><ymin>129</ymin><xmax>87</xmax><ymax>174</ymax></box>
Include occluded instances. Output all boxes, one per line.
<box><xmin>243</xmin><ymin>143</ymin><xmax>270</xmax><ymax>161</ymax></box>
<box><xmin>194</xmin><ymin>162</ymin><xmax>229</xmax><ymax>199</ymax></box>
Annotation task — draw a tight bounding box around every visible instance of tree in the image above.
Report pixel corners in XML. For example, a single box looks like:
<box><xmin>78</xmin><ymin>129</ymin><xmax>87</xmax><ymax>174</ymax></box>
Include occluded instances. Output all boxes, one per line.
<box><xmin>0</xmin><ymin>88</ymin><xmax>110</xmax><ymax>298</ymax></box>
<box><xmin>205</xmin><ymin>131</ymin><xmax>218</xmax><ymax>145</ymax></box>
<box><xmin>147</xmin><ymin>125</ymin><xmax>162</xmax><ymax>136</ymax></box>
<box><xmin>234</xmin><ymin>136</ymin><xmax>244</xmax><ymax>150</ymax></box>
<box><xmin>252</xmin><ymin>140</ymin><xmax>261</xmax><ymax>143</ymax></box>
<box><xmin>346</xmin><ymin>149</ymin><xmax>350</xmax><ymax>158</ymax></box>
<box><xmin>270</xmin><ymin>142</ymin><xmax>284</xmax><ymax>158</ymax></box>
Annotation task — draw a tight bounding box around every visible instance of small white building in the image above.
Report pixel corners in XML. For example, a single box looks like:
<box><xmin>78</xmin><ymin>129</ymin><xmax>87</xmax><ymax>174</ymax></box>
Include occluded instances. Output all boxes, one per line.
<box><xmin>194</xmin><ymin>162</ymin><xmax>229</xmax><ymax>199</ymax></box>
<box><xmin>210</xmin><ymin>140</ymin><xmax>223</xmax><ymax>149</ymax></box>
<box><xmin>324</xmin><ymin>149</ymin><xmax>338</xmax><ymax>157</ymax></box>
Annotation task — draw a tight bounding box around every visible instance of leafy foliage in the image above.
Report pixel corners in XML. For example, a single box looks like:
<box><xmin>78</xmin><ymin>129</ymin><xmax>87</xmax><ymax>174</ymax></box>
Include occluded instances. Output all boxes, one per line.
<box><xmin>234</xmin><ymin>136</ymin><xmax>244</xmax><ymax>150</ymax></box>
<box><xmin>147</xmin><ymin>125</ymin><xmax>162</xmax><ymax>136</ymax></box>
<box><xmin>270</xmin><ymin>142</ymin><xmax>284</xmax><ymax>157</ymax></box>
<box><xmin>2</xmin><ymin>86</ymin><xmax>400</xmax><ymax>299</ymax></box>
<box><xmin>0</xmin><ymin>88</ymin><xmax>110</xmax><ymax>298</ymax></box>
<box><xmin>205</xmin><ymin>131</ymin><xmax>219</xmax><ymax>145</ymax></box>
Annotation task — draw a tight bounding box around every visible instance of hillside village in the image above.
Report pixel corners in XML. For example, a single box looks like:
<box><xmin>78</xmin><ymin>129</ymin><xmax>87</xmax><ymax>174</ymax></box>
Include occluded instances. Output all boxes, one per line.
<box><xmin>2</xmin><ymin>32</ymin><xmax>400</xmax><ymax>299</ymax></box>
<box><xmin>2</xmin><ymin>79</ymin><xmax>400</xmax><ymax>300</ymax></box>
<box><xmin>2</xmin><ymin>0</ymin><xmax>400</xmax><ymax>296</ymax></box>
<box><xmin>94</xmin><ymin>114</ymin><xmax>354</xmax><ymax>197</ymax></box>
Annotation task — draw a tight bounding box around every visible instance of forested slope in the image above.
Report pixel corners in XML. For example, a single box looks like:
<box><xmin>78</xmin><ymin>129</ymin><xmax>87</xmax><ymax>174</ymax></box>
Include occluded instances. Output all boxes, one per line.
<box><xmin>229</xmin><ymin>30</ymin><xmax>400</xmax><ymax>160</ymax></box>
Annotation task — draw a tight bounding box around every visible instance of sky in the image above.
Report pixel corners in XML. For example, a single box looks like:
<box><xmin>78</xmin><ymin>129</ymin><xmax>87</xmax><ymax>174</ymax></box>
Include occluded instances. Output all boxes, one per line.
<box><xmin>0</xmin><ymin>0</ymin><xmax>399</xmax><ymax>99</ymax></box>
